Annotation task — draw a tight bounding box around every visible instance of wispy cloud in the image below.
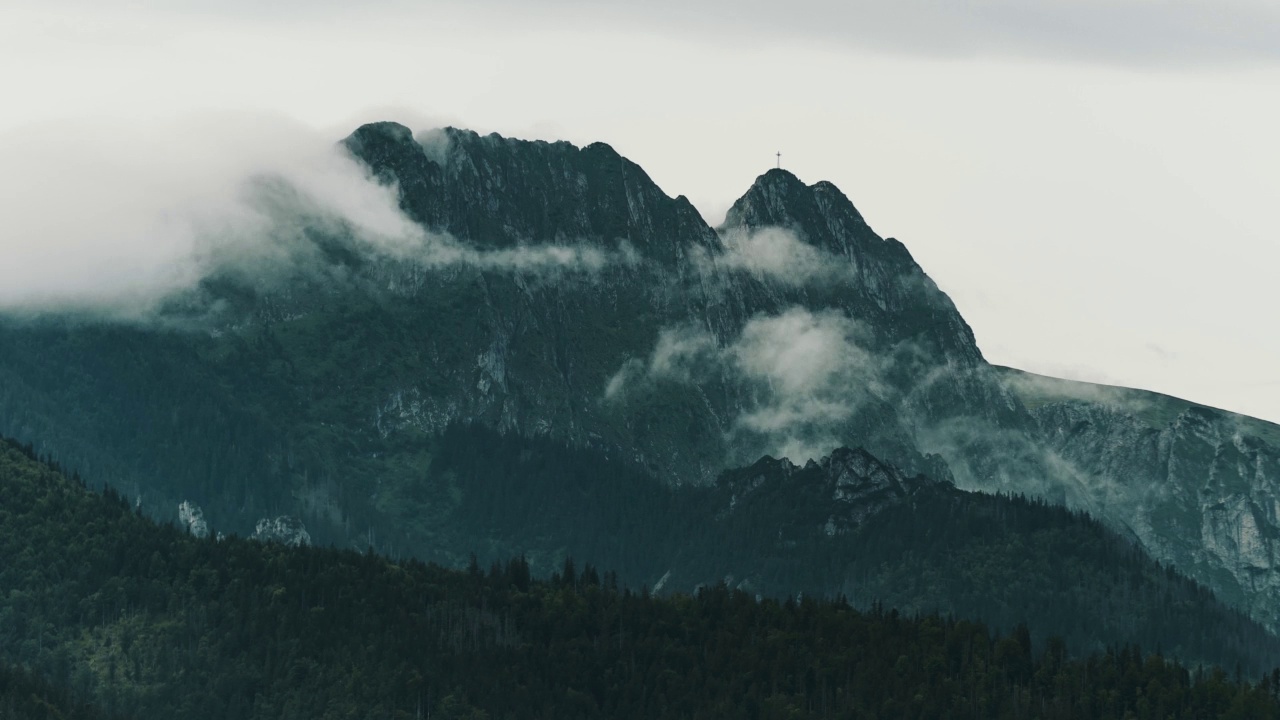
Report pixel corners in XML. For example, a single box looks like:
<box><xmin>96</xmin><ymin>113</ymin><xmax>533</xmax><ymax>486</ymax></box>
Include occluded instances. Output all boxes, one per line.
<box><xmin>701</xmin><ymin>227</ymin><xmax>850</xmax><ymax>286</ymax></box>
<box><xmin>607</xmin><ymin>308</ymin><xmax>889</xmax><ymax>463</ymax></box>
<box><xmin>0</xmin><ymin>114</ymin><xmax>631</xmax><ymax>320</ymax></box>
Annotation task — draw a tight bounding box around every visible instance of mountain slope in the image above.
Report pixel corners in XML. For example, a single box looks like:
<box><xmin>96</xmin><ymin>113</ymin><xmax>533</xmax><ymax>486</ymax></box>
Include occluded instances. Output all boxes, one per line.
<box><xmin>998</xmin><ymin>366</ymin><xmax>1280</xmax><ymax>627</ymax></box>
<box><xmin>4</xmin><ymin>437</ymin><xmax>1280</xmax><ymax>720</ymax></box>
<box><xmin>262</xmin><ymin>423</ymin><xmax>1280</xmax><ymax>673</ymax></box>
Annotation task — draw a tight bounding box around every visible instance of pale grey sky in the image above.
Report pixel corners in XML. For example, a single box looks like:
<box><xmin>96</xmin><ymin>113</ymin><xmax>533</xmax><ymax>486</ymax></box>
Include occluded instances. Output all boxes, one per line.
<box><xmin>2</xmin><ymin>1</ymin><xmax>1279</xmax><ymax>422</ymax></box>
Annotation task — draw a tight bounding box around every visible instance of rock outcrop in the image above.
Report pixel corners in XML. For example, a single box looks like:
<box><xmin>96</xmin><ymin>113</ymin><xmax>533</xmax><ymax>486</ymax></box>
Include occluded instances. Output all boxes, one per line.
<box><xmin>252</xmin><ymin>516</ymin><xmax>311</xmax><ymax>547</ymax></box>
<box><xmin>179</xmin><ymin>501</ymin><xmax>209</xmax><ymax>539</ymax></box>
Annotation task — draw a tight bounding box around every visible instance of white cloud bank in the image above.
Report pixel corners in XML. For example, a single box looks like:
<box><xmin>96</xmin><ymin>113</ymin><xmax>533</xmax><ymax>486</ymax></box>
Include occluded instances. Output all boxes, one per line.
<box><xmin>0</xmin><ymin>115</ymin><xmax>625</xmax><ymax>318</ymax></box>
<box><xmin>0</xmin><ymin>115</ymin><xmax>412</xmax><ymax>314</ymax></box>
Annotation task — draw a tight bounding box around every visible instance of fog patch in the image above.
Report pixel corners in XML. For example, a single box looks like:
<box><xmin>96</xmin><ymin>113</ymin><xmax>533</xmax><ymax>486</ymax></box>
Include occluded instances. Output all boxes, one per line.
<box><xmin>703</xmin><ymin>226</ymin><xmax>851</xmax><ymax>286</ymax></box>
<box><xmin>0</xmin><ymin>114</ymin><xmax>633</xmax><ymax>321</ymax></box>
<box><xmin>998</xmin><ymin>367</ymin><xmax>1158</xmax><ymax>419</ymax></box>
<box><xmin>607</xmin><ymin>308</ymin><xmax>890</xmax><ymax>463</ymax></box>
<box><xmin>415</xmin><ymin>128</ymin><xmax>453</xmax><ymax>167</ymax></box>
<box><xmin>649</xmin><ymin>325</ymin><xmax>720</xmax><ymax>380</ymax></box>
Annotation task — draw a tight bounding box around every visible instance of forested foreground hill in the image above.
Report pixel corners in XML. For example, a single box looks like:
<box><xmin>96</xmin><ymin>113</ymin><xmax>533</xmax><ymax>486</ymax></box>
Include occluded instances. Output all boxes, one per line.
<box><xmin>5</xmin><ymin>439</ymin><xmax>1280</xmax><ymax>719</ymax></box>
<box><xmin>0</xmin><ymin>661</ymin><xmax>113</xmax><ymax>720</ymax></box>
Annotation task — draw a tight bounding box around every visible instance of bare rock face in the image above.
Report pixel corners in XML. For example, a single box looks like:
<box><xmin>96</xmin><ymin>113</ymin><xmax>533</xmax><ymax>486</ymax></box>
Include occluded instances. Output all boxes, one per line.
<box><xmin>1011</xmin><ymin>387</ymin><xmax>1280</xmax><ymax>628</ymax></box>
<box><xmin>336</xmin><ymin>126</ymin><xmax>1005</xmax><ymax>487</ymax></box>
<box><xmin>178</xmin><ymin>501</ymin><xmax>209</xmax><ymax>539</ymax></box>
<box><xmin>252</xmin><ymin>516</ymin><xmax>311</xmax><ymax>547</ymax></box>
<box><xmin>718</xmin><ymin>447</ymin><xmax>946</xmax><ymax>536</ymax></box>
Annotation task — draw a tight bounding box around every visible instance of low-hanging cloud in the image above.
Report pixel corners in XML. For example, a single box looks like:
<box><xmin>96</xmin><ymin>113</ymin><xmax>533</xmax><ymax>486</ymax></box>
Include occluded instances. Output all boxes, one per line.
<box><xmin>0</xmin><ymin>115</ymin><xmax>408</xmax><ymax>315</ymax></box>
<box><xmin>608</xmin><ymin>308</ymin><xmax>889</xmax><ymax>463</ymax></box>
<box><xmin>703</xmin><ymin>227</ymin><xmax>850</xmax><ymax>286</ymax></box>
<box><xmin>0</xmin><ymin>114</ymin><xmax>629</xmax><ymax>319</ymax></box>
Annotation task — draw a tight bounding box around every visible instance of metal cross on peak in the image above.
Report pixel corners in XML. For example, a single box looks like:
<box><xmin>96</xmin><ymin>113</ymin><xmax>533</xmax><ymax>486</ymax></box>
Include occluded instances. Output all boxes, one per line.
<box><xmin>776</xmin><ymin>151</ymin><xmax>781</xmax><ymax>169</ymax></box>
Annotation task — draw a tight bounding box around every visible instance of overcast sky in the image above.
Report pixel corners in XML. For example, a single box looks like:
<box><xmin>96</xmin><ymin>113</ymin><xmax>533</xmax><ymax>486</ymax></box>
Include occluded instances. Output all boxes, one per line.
<box><xmin>3</xmin><ymin>0</ymin><xmax>1279</xmax><ymax>422</ymax></box>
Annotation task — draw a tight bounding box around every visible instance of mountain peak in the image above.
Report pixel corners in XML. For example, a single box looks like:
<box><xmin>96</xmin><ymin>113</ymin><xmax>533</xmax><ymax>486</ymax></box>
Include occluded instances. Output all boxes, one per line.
<box><xmin>352</xmin><ymin>120</ymin><xmax>414</xmax><ymax>142</ymax></box>
<box><xmin>710</xmin><ymin>163</ymin><xmax>984</xmax><ymax>368</ymax></box>
<box><xmin>722</xmin><ymin>169</ymin><xmax>868</xmax><ymax>241</ymax></box>
<box><xmin>341</xmin><ymin>122</ymin><xmax>718</xmax><ymax>263</ymax></box>
<box><xmin>755</xmin><ymin>167</ymin><xmax>806</xmax><ymax>187</ymax></box>
<box><xmin>342</xmin><ymin>121</ymin><xmax>428</xmax><ymax>173</ymax></box>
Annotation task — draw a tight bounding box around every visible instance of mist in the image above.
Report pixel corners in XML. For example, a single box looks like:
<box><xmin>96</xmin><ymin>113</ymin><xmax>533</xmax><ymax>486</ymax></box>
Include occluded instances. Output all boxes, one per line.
<box><xmin>0</xmin><ymin>115</ymin><xmax>403</xmax><ymax>315</ymax></box>
<box><xmin>0</xmin><ymin>114</ymin><xmax>627</xmax><ymax>319</ymax></box>
<box><xmin>704</xmin><ymin>227</ymin><xmax>849</xmax><ymax>286</ymax></box>
<box><xmin>609</xmin><ymin>308</ymin><xmax>889</xmax><ymax>463</ymax></box>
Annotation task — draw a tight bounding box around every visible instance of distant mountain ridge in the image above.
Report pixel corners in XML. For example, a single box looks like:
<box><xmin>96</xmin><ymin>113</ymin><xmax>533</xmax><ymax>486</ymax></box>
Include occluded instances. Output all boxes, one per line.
<box><xmin>3</xmin><ymin>121</ymin><xmax>1280</xmax><ymax>634</ymax></box>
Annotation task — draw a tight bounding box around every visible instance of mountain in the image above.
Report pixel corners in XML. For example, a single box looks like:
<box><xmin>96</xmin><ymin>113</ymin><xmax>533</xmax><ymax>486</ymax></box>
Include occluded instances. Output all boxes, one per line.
<box><xmin>3</xmin><ymin>437</ymin><xmax>1280</xmax><ymax>720</ymax></box>
<box><xmin>2</xmin><ymin>121</ymin><xmax>1280</xmax><ymax>633</ymax></box>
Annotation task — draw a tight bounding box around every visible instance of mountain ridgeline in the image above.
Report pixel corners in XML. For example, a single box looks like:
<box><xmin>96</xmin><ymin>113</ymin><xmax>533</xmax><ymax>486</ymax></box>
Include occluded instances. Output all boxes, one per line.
<box><xmin>2</xmin><ymin>120</ymin><xmax>1280</xmax><ymax>640</ymax></box>
<box><xmin>4</xmin><ymin>438</ymin><xmax>1280</xmax><ymax>720</ymax></box>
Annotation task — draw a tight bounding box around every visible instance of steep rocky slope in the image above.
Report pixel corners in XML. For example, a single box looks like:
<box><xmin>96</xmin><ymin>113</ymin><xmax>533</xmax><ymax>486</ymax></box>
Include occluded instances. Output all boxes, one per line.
<box><xmin>999</xmin><ymin>366</ymin><xmax>1280</xmax><ymax>626</ymax></box>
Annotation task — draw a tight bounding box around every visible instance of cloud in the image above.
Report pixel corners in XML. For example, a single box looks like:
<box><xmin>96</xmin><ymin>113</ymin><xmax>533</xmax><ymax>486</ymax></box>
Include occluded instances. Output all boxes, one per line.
<box><xmin>703</xmin><ymin>227</ymin><xmax>849</xmax><ymax>286</ymax></box>
<box><xmin>529</xmin><ymin>0</ymin><xmax>1280</xmax><ymax>67</ymax></box>
<box><xmin>0</xmin><ymin>114</ymin><xmax>407</xmax><ymax>316</ymax></box>
<box><xmin>57</xmin><ymin>0</ymin><xmax>1280</xmax><ymax>67</ymax></box>
<box><xmin>414</xmin><ymin>128</ymin><xmax>453</xmax><ymax>167</ymax></box>
<box><xmin>912</xmin><ymin>413</ymin><xmax>1113</xmax><ymax>513</ymax></box>
<box><xmin>730</xmin><ymin>310</ymin><xmax>890</xmax><ymax>462</ymax></box>
<box><xmin>998</xmin><ymin>367</ymin><xmax>1144</xmax><ymax>409</ymax></box>
<box><xmin>428</xmin><ymin>241</ymin><xmax>631</xmax><ymax>274</ymax></box>
<box><xmin>649</xmin><ymin>326</ymin><xmax>720</xmax><ymax>380</ymax></box>
<box><xmin>608</xmin><ymin>308</ymin><xmax>889</xmax><ymax>463</ymax></box>
<box><xmin>0</xmin><ymin>114</ymin><xmax>629</xmax><ymax>319</ymax></box>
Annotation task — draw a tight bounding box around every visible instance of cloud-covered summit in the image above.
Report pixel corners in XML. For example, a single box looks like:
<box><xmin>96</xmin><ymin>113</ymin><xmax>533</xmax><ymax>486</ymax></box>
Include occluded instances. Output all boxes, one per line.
<box><xmin>0</xmin><ymin>117</ymin><xmax>645</xmax><ymax>318</ymax></box>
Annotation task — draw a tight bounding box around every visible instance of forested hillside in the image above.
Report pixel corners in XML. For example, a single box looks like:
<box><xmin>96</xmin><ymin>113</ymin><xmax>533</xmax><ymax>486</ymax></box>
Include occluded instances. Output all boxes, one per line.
<box><xmin>376</xmin><ymin>424</ymin><xmax>1280</xmax><ymax>673</ymax></box>
<box><xmin>0</xmin><ymin>661</ymin><xmax>112</xmax><ymax>720</ymax></box>
<box><xmin>5</xmin><ymin>437</ymin><xmax>1280</xmax><ymax>720</ymax></box>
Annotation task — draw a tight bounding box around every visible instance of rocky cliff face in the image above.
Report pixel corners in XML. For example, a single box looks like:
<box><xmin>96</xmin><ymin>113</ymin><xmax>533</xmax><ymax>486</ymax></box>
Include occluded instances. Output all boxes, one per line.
<box><xmin>179</xmin><ymin>501</ymin><xmax>209</xmax><ymax>539</ymax></box>
<box><xmin>252</xmin><ymin>516</ymin><xmax>311</xmax><ymax>547</ymax></box>
<box><xmin>717</xmin><ymin>447</ymin><xmax>944</xmax><ymax>535</ymax></box>
<box><xmin>1000</xmin><ymin>367</ymin><xmax>1280</xmax><ymax>627</ymax></box>
<box><xmin>338</xmin><ymin>124</ymin><xmax>1031</xmax><ymax>480</ymax></box>
<box><xmin>343</xmin><ymin>123</ymin><xmax>719</xmax><ymax>266</ymax></box>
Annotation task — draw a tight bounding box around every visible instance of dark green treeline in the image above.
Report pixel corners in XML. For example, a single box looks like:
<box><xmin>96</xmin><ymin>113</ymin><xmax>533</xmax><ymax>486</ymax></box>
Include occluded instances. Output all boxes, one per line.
<box><xmin>409</xmin><ymin>425</ymin><xmax>1280</xmax><ymax>673</ymax></box>
<box><xmin>3</xmin><ymin>437</ymin><xmax>1280</xmax><ymax>720</ymax></box>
